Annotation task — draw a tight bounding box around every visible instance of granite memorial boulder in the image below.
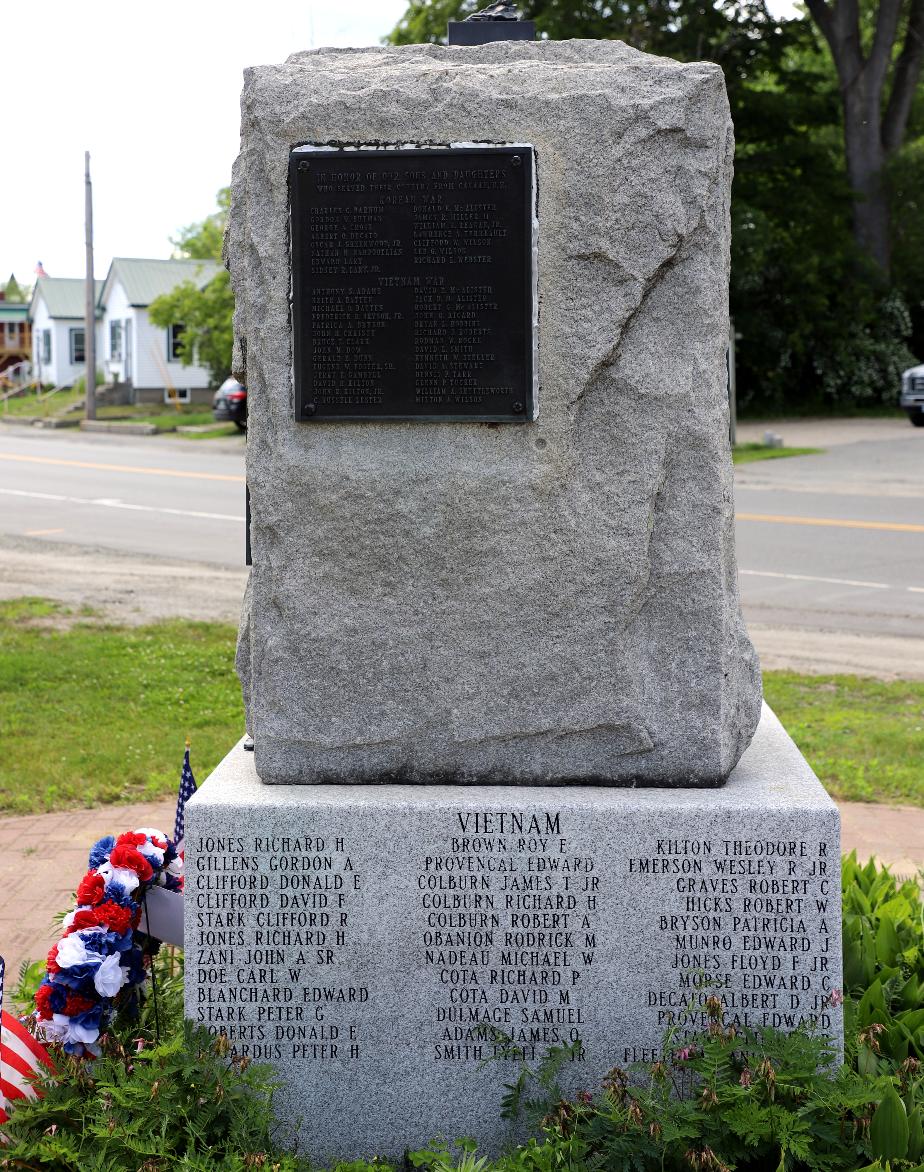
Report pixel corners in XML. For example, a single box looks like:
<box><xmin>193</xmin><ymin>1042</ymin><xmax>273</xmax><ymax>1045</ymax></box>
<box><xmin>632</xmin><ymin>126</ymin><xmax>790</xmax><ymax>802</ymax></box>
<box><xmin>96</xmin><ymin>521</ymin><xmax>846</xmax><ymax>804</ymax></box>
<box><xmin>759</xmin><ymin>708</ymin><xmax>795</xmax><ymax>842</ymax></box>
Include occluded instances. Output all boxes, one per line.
<box><xmin>230</xmin><ymin>38</ymin><xmax>762</xmax><ymax>787</ymax></box>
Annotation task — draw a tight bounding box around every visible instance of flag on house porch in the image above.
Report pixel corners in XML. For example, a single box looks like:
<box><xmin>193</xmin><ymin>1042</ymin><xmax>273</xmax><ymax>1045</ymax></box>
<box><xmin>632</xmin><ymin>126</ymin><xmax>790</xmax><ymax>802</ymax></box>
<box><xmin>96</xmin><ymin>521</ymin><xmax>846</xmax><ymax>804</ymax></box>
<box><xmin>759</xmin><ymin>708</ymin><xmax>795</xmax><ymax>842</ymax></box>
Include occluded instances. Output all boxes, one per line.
<box><xmin>0</xmin><ymin>956</ymin><xmax>56</xmax><ymax>1125</ymax></box>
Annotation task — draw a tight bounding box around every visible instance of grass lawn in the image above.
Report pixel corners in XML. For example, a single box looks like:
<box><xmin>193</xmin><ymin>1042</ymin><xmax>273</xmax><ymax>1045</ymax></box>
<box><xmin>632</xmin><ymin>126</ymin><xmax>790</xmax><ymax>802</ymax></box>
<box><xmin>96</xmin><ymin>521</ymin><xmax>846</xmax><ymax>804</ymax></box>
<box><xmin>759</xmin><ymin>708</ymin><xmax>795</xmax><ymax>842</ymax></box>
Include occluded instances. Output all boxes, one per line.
<box><xmin>1</xmin><ymin>599</ymin><xmax>921</xmax><ymax>813</ymax></box>
<box><xmin>0</xmin><ymin>600</ymin><xmax>243</xmax><ymax>814</ymax></box>
<box><xmin>764</xmin><ymin>672</ymin><xmax>924</xmax><ymax>806</ymax></box>
<box><xmin>732</xmin><ymin>443</ymin><xmax>823</xmax><ymax>464</ymax></box>
<box><xmin>1</xmin><ymin>386</ymin><xmax>84</xmax><ymax>418</ymax></box>
<box><xmin>95</xmin><ymin>404</ymin><xmax>217</xmax><ymax>430</ymax></box>
<box><xmin>94</xmin><ymin>403</ymin><xmax>241</xmax><ymax>437</ymax></box>
<box><xmin>738</xmin><ymin>404</ymin><xmax>906</xmax><ymax>421</ymax></box>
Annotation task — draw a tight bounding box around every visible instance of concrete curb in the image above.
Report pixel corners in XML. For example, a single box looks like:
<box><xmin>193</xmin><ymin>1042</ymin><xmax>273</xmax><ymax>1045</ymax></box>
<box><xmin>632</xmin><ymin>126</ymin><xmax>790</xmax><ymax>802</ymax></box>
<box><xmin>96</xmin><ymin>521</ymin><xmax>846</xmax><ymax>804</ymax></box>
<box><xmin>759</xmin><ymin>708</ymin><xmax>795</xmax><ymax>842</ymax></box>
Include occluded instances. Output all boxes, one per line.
<box><xmin>79</xmin><ymin>420</ymin><xmax>160</xmax><ymax>436</ymax></box>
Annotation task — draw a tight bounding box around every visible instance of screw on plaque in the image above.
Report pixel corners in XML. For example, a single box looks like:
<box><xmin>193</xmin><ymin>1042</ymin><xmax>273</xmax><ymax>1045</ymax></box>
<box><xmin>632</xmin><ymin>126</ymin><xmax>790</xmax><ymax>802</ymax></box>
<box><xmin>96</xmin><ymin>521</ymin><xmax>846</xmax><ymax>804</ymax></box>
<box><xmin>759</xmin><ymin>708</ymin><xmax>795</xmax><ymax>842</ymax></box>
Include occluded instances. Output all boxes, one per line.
<box><xmin>511</xmin><ymin>155</ymin><xmax>522</xmax><ymax>167</ymax></box>
<box><xmin>305</xmin><ymin>403</ymin><xmax>317</xmax><ymax>416</ymax></box>
<box><xmin>513</xmin><ymin>401</ymin><xmax>524</xmax><ymax>412</ymax></box>
<box><xmin>298</xmin><ymin>160</ymin><xmax>310</xmax><ymax>172</ymax></box>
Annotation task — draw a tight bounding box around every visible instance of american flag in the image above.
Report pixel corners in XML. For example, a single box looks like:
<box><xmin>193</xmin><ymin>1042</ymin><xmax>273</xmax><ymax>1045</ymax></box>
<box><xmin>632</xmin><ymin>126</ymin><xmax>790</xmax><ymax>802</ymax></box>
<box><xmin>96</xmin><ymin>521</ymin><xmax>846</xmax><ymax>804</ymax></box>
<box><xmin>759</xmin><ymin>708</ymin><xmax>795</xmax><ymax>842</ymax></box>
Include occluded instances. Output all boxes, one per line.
<box><xmin>0</xmin><ymin>956</ymin><xmax>56</xmax><ymax>1124</ymax></box>
<box><xmin>33</xmin><ymin>261</ymin><xmax>48</xmax><ymax>278</ymax></box>
<box><xmin>174</xmin><ymin>745</ymin><xmax>197</xmax><ymax>854</ymax></box>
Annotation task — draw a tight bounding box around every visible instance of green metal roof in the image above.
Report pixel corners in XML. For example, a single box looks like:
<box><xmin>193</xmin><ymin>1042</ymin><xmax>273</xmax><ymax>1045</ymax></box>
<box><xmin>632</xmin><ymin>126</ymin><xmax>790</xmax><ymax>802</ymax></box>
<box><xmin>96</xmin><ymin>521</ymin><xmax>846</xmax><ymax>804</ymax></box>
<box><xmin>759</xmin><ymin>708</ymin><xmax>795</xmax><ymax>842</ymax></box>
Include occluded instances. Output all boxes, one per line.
<box><xmin>31</xmin><ymin>277</ymin><xmax>103</xmax><ymax>320</ymax></box>
<box><xmin>0</xmin><ymin>302</ymin><xmax>29</xmax><ymax>321</ymax></box>
<box><xmin>105</xmin><ymin>257</ymin><xmax>222</xmax><ymax>307</ymax></box>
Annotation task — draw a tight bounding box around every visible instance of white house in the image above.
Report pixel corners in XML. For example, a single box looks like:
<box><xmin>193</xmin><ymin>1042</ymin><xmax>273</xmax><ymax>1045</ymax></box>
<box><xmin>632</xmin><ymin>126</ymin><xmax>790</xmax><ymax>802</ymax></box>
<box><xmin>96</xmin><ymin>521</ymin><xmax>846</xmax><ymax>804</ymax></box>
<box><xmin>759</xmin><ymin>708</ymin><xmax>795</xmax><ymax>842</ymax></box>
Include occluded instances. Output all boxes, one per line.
<box><xmin>98</xmin><ymin>257</ymin><xmax>220</xmax><ymax>404</ymax></box>
<box><xmin>28</xmin><ymin>277</ymin><xmax>103</xmax><ymax>388</ymax></box>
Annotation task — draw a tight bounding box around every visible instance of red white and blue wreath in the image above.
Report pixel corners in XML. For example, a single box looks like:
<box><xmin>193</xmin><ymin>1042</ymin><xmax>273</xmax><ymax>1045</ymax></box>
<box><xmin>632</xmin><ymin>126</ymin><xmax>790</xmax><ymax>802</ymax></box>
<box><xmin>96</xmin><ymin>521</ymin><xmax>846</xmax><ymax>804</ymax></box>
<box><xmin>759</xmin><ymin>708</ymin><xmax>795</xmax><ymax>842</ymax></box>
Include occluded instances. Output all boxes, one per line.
<box><xmin>33</xmin><ymin>829</ymin><xmax>183</xmax><ymax>1056</ymax></box>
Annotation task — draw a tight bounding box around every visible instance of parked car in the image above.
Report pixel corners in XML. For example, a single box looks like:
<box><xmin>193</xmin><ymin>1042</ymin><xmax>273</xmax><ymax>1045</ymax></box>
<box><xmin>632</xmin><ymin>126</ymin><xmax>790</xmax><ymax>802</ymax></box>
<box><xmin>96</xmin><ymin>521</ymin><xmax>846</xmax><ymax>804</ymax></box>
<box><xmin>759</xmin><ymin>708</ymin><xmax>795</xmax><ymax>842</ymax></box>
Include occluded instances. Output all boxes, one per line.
<box><xmin>900</xmin><ymin>364</ymin><xmax>924</xmax><ymax>427</ymax></box>
<box><xmin>213</xmin><ymin>377</ymin><xmax>247</xmax><ymax>430</ymax></box>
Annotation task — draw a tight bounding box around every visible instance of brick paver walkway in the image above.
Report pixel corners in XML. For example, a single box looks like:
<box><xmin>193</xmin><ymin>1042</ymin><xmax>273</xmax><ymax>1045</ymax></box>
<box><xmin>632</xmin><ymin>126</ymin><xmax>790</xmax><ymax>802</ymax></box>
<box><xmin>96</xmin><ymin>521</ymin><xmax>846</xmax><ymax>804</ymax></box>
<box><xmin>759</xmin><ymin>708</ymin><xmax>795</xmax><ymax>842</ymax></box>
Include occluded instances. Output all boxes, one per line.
<box><xmin>1</xmin><ymin>798</ymin><xmax>921</xmax><ymax>1006</ymax></box>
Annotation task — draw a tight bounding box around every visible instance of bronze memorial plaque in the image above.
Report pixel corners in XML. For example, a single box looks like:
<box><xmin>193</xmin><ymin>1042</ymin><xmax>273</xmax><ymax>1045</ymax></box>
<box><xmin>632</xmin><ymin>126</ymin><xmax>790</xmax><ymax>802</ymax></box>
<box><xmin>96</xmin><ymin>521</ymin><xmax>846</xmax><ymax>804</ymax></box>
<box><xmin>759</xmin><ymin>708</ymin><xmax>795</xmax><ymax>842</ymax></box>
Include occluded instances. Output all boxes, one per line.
<box><xmin>289</xmin><ymin>146</ymin><xmax>535</xmax><ymax>422</ymax></box>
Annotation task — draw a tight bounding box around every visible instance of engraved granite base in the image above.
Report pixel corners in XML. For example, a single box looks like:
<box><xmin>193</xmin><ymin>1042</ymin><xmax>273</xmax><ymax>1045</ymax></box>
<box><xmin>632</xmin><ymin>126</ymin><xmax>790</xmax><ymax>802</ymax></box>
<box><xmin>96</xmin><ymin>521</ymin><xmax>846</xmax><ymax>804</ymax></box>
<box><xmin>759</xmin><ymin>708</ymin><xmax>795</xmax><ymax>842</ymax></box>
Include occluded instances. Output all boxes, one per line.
<box><xmin>183</xmin><ymin>705</ymin><xmax>843</xmax><ymax>1161</ymax></box>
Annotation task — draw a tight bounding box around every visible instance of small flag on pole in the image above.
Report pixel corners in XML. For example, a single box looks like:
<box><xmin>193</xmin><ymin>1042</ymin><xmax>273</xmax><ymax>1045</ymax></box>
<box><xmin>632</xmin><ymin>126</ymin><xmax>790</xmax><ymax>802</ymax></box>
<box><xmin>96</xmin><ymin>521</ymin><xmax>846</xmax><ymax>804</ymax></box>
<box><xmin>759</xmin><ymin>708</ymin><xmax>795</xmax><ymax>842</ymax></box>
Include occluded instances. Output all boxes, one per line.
<box><xmin>33</xmin><ymin>261</ymin><xmax>48</xmax><ymax>278</ymax></box>
<box><xmin>174</xmin><ymin>741</ymin><xmax>197</xmax><ymax>855</ymax></box>
<box><xmin>0</xmin><ymin>956</ymin><xmax>56</xmax><ymax>1124</ymax></box>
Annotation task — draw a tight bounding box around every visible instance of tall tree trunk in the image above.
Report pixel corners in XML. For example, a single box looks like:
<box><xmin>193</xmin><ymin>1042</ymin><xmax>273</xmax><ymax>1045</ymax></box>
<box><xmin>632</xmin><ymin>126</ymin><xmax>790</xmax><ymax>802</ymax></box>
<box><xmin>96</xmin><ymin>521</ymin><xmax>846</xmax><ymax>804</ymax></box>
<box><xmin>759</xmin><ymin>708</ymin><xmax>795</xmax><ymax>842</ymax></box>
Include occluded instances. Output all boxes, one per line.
<box><xmin>805</xmin><ymin>0</ymin><xmax>924</xmax><ymax>278</ymax></box>
<box><xmin>842</xmin><ymin>80</ymin><xmax>891</xmax><ymax>271</ymax></box>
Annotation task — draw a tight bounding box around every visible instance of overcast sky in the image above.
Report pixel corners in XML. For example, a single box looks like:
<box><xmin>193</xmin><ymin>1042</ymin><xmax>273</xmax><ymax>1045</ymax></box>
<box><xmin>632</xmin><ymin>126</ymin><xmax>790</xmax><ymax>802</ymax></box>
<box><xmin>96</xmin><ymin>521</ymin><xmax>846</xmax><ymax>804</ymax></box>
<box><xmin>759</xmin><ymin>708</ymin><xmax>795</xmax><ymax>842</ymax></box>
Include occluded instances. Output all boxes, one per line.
<box><xmin>4</xmin><ymin>0</ymin><xmax>800</xmax><ymax>291</ymax></box>
<box><xmin>2</xmin><ymin>0</ymin><xmax>408</xmax><ymax>288</ymax></box>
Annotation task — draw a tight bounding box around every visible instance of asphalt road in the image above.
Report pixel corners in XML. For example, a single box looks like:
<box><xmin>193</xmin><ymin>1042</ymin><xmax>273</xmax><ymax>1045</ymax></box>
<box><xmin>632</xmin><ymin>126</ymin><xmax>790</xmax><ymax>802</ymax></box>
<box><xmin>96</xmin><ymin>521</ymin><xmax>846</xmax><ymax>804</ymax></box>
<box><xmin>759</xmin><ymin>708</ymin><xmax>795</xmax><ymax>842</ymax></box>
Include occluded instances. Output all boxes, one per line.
<box><xmin>734</xmin><ymin>418</ymin><xmax>923</xmax><ymax>641</ymax></box>
<box><xmin>0</xmin><ymin>419</ymin><xmax>921</xmax><ymax>673</ymax></box>
<box><xmin>0</xmin><ymin>428</ymin><xmax>246</xmax><ymax>567</ymax></box>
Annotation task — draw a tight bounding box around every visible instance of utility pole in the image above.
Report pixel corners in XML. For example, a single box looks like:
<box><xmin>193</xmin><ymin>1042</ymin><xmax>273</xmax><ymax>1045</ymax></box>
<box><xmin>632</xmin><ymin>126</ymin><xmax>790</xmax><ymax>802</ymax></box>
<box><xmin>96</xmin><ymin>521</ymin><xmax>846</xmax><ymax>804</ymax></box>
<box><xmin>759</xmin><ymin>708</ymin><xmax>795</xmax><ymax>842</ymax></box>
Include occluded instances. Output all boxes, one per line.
<box><xmin>84</xmin><ymin>151</ymin><xmax>97</xmax><ymax>420</ymax></box>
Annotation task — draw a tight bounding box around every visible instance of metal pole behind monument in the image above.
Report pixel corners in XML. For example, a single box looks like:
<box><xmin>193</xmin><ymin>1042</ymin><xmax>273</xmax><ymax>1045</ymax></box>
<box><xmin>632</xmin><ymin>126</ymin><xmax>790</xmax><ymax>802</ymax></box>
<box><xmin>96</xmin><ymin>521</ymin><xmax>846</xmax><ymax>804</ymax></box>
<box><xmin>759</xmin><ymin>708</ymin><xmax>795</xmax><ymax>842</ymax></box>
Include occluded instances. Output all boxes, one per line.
<box><xmin>84</xmin><ymin>151</ymin><xmax>97</xmax><ymax>421</ymax></box>
<box><xmin>728</xmin><ymin>315</ymin><xmax>737</xmax><ymax>448</ymax></box>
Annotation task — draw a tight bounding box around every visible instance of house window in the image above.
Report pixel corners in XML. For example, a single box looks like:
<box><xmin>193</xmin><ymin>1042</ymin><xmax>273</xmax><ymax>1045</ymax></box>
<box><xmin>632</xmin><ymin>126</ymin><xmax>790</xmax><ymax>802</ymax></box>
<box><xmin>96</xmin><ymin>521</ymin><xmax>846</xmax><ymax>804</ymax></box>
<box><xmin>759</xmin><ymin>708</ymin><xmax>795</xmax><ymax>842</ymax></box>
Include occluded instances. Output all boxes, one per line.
<box><xmin>110</xmin><ymin>320</ymin><xmax>122</xmax><ymax>360</ymax></box>
<box><xmin>70</xmin><ymin>328</ymin><xmax>86</xmax><ymax>364</ymax></box>
<box><xmin>167</xmin><ymin>324</ymin><xmax>185</xmax><ymax>362</ymax></box>
<box><xmin>164</xmin><ymin>387</ymin><xmax>191</xmax><ymax>404</ymax></box>
<box><xmin>40</xmin><ymin>329</ymin><xmax>51</xmax><ymax>364</ymax></box>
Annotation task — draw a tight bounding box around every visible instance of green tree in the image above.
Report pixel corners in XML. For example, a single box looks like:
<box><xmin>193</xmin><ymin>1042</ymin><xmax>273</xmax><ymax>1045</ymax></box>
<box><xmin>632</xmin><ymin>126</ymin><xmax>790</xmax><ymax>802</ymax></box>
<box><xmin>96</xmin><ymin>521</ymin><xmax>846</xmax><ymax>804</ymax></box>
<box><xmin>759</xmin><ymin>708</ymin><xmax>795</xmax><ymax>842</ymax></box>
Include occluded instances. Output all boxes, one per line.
<box><xmin>804</xmin><ymin>0</ymin><xmax>924</xmax><ymax>275</ymax></box>
<box><xmin>172</xmin><ymin>187</ymin><xmax>230</xmax><ymax>261</ymax></box>
<box><xmin>3</xmin><ymin>273</ymin><xmax>27</xmax><ymax>302</ymax></box>
<box><xmin>888</xmin><ymin>136</ymin><xmax>924</xmax><ymax>354</ymax></box>
<box><xmin>390</xmin><ymin>0</ymin><xmax>790</xmax><ymax>64</ymax></box>
<box><xmin>149</xmin><ymin>189</ymin><xmax>233</xmax><ymax>386</ymax></box>
<box><xmin>387</xmin><ymin>1</ymin><xmax>919</xmax><ymax>410</ymax></box>
<box><xmin>149</xmin><ymin>273</ymin><xmax>234</xmax><ymax>387</ymax></box>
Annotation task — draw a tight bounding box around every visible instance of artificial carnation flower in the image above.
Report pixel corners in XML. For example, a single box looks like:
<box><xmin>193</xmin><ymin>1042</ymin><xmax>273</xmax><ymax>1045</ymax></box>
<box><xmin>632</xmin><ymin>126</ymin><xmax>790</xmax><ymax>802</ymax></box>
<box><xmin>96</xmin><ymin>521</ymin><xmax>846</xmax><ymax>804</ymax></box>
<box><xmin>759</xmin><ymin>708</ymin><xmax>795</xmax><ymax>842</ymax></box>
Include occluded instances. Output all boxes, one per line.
<box><xmin>55</xmin><ymin>929</ymin><xmax>105</xmax><ymax>969</ymax></box>
<box><xmin>103</xmin><ymin>879</ymin><xmax>136</xmax><ymax>907</ymax></box>
<box><xmin>76</xmin><ymin>871</ymin><xmax>106</xmax><ymax>906</ymax></box>
<box><xmin>65</xmin><ymin>908</ymin><xmax>102</xmax><ymax>936</ymax></box>
<box><xmin>135</xmin><ymin>828</ymin><xmax>168</xmax><ymax>865</ymax></box>
<box><xmin>63</xmin><ymin>994</ymin><xmax>95</xmax><ymax>1016</ymax></box>
<box><xmin>96</xmin><ymin>860</ymin><xmax>140</xmax><ymax>894</ymax></box>
<box><xmin>35</xmin><ymin>984</ymin><xmax>55</xmax><ymax>1019</ymax></box>
<box><xmin>88</xmin><ymin>836</ymin><xmax>115</xmax><ymax>869</ymax></box>
<box><xmin>136</xmin><ymin>828</ymin><xmax>168</xmax><ymax>848</ymax></box>
<box><xmin>137</xmin><ymin>842</ymin><xmax>166</xmax><ymax>867</ymax></box>
<box><xmin>108</xmin><ymin>843</ymin><xmax>154</xmax><ymax>882</ymax></box>
<box><xmin>115</xmin><ymin>831</ymin><xmax>148</xmax><ymax>848</ymax></box>
<box><xmin>38</xmin><ymin>1010</ymin><xmax>102</xmax><ymax>1054</ymax></box>
<box><xmin>50</xmin><ymin>962</ymin><xmax>105</xmax><ymax>991</ymax></box>
<box><xmin>93</xmin><ymin>952</ymin><xmax>127</xmax><ymax>998</ymax></box>
<box><xmin>94</xmin><ymin>901</ymin><xmax>133</xmax><ymax>936</ymax></box>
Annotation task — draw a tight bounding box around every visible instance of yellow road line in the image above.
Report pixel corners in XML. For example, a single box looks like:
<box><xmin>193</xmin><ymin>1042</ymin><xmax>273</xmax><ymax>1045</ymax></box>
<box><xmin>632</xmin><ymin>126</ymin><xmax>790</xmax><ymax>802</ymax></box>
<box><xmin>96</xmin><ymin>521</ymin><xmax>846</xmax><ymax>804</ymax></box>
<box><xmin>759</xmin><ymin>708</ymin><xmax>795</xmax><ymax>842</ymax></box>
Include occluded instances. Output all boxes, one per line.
<box><xmin>0</xmin><ymin>452</ymin><xmax>245</xmax><ymax>484</ymax></box>
<box><xmin>24</xmin><ymin>527</ymin><xmax>64</xmax><ymax>536</ymax></box>
<box><xmin>736</xmin><ymin>512</ymin><xmax>924</xmax><ymax>534</ymax></box>
<box><xmin>1</xmin><ymin>454</ymin><xmax>920</xmax><ymax>532</ymax></box>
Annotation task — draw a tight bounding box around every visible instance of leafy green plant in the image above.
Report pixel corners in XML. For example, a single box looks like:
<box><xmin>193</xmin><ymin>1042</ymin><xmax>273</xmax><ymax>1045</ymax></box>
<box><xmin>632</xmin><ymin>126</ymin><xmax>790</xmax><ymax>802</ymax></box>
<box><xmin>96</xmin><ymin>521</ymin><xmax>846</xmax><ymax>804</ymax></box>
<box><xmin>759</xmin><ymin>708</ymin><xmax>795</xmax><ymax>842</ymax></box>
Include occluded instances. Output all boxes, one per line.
<box><xmin>843</xmin><ymin>853</ymin><xmax>924</xmax><ymax>1074</ymax></box>
<box><xmin>0</xmin><ymin>947</ymin><xmax>311</xmax><ymax>1170</ymax></box>
<box><xmin>409</xmin><ymin>996</ymin><xmax>924</xmax><ymax>1172</ymax></box>
<box><xmin>72</xmin><ymin>368</ymin><xmax>105</xmax><ymax>395</ymax></box>
<box><xmin>8</xmin><ymin>857</ymin><xmax>924</xmax><ymax>1171</ymax></box>
<box><xmin>1</xmin><ymin>1014</ymin><xmax>307</xmax><ymax>1168</ymax></box>
<box><xmin>10</xmin><ymin>956</ymin><xmax>48</xmax><ymax>1014</ymax></box>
